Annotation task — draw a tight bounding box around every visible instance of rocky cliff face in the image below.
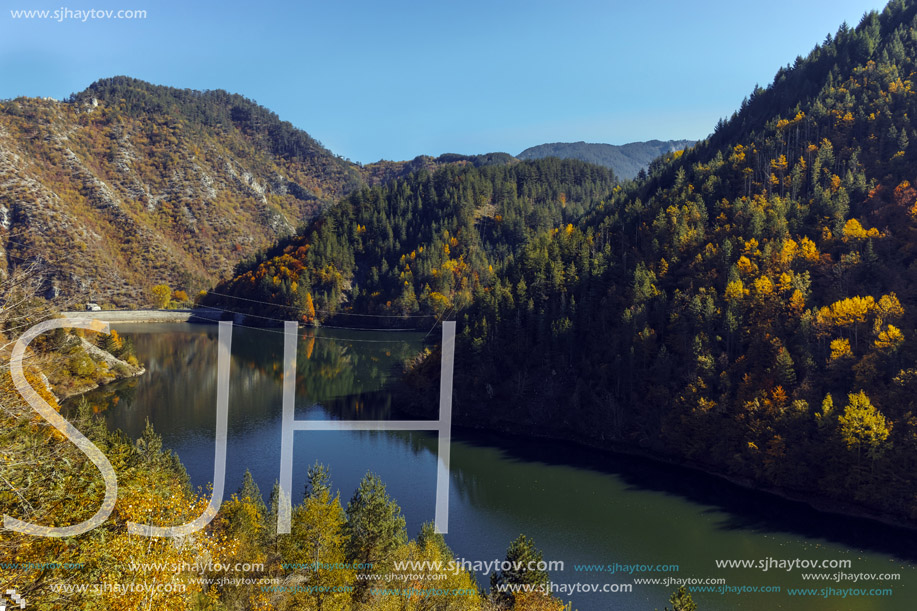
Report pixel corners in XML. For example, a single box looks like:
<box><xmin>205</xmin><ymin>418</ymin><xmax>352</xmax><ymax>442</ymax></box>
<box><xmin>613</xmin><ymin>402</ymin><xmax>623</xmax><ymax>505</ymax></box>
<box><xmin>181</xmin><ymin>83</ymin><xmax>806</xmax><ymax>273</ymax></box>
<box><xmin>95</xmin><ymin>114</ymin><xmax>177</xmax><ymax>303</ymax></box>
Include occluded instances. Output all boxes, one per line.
<box><xmin>0</xmin><ymin>78</ymin><xmax>364</xmax><ymax>306</ymax></box>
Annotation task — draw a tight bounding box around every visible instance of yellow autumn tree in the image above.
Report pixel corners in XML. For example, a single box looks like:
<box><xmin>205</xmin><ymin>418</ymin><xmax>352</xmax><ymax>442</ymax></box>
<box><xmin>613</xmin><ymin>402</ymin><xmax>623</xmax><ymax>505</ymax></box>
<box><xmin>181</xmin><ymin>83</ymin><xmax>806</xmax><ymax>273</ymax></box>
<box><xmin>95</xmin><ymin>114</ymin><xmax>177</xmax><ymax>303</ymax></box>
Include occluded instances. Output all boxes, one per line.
<box><xmin>302</xmin><ymin>292</ymin><xmax>316</xmax><ymax>324</ymax></box>
<box><xmin>829</xmin><ymin>338</ymin><xmax>853</xmax><ymax>362</ymax></box>
<box><xmin>151</xmin><ymin>284</ymin><xmax>172</xmax><ymax>309</ymax></box>
<box><xmin>837</xmin><ymin>391</ymin><xmax>891</xmax><ymax>463</ymax></box>
<box><xmin>876</xmin><ymin>293</ymin><xmax>904</xmax><ymax>327</ymax></box>
<box><xmin>799</xmin><ymin>236</ymin><xmax>820</xmax><ymax>262</ymax></box>
<box><xmin>875</xmin><ymin>324</ymin><xmax>904</xmax><ymax>352</ymax></box>
<box><xmin>280</xmin><ymin>486</ymin><xmax>352</xmax><ymax>611</ymax></box>
<box><xmin>371</xmin><ymin>524</ymin><xmax>483</xmax><ymax>611</ymax></box>
<box><xmin>816</xmin><ymin>295</ymin><xmax>875</xmax><ymax>348</ymax></box>
<box><xmin>724</xmin><ymin>279</ymin><xmax>746</xmax><ymax>302</ymax></box>
<box><xmin>842</xmin><ymin>218</ymin><xmax>882</xmax><ymax>240</ymax></box>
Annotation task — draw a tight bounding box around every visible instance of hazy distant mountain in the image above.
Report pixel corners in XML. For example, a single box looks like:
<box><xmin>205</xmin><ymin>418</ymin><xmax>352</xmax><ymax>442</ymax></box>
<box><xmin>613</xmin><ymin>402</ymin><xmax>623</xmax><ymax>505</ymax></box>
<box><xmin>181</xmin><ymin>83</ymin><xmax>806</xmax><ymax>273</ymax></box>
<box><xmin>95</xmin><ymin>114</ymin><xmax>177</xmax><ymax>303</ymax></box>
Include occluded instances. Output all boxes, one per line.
<box><xmin>517</xmin><ymin>139</ymin><xmax>695</xmax><ymax>179</ymax></box>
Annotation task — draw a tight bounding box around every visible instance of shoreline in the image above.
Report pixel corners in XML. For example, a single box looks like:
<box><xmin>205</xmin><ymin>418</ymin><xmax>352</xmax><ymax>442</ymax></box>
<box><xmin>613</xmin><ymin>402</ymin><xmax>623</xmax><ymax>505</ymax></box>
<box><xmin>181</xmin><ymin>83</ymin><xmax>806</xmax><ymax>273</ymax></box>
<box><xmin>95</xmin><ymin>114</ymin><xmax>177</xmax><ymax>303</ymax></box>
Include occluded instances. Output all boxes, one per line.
<box><xmin>55</xmin><ymin>366</ymin><xmax>147</xmax><ymax>402</ymax></box>
<box><xmin>52</xmin><ymin>335</ymin><xmax>147</xmax><ymax>401</ymax></box>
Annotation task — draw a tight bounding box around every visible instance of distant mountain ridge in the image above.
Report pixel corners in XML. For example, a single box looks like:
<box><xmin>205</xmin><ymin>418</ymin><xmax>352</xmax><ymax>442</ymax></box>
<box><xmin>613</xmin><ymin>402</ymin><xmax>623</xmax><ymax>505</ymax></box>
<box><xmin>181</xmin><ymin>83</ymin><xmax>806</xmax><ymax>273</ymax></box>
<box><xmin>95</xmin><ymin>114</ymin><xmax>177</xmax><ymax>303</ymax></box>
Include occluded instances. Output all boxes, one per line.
<box><xmin>517</xmin><ymin>139</ymin><xmax>695</xmax><ymax>179</ymax></box>
<box><xmin>363</xmin><ymin>152</ymin><xmax>517</xmax><ymax>186</ymax></box>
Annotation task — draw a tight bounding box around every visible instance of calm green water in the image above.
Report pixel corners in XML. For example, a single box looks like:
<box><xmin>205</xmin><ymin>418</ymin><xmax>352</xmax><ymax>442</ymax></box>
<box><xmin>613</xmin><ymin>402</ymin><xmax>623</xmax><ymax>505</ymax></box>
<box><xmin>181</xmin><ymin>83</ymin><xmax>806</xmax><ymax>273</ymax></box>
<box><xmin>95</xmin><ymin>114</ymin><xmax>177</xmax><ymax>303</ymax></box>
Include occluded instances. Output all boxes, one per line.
<box><xmin>70</xmin><ymin>323</ymin><xmax>917</xmax><ymax>610</ymax></box>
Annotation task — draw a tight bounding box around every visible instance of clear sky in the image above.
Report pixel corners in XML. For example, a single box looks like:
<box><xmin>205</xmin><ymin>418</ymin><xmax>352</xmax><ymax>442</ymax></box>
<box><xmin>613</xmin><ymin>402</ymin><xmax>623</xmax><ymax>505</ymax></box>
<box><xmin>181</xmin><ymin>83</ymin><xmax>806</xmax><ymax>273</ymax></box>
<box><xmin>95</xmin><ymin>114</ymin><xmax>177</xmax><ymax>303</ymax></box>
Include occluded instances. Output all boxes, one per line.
<box><xmin>0</xmin><ymin>0</ymin><xmax>892</xmax><ymax>164</ymax></box>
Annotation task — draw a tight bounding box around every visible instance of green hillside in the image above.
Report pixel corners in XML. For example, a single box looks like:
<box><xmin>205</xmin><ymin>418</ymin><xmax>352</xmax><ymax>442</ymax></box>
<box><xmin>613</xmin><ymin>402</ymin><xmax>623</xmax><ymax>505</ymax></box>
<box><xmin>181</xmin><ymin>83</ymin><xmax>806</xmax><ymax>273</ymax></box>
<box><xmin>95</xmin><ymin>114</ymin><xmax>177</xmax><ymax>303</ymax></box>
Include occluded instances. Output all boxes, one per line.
<box><xmin>206</xmin><ymin>158</ymin><xmax>616</xmax><ymax>323</ymax></box>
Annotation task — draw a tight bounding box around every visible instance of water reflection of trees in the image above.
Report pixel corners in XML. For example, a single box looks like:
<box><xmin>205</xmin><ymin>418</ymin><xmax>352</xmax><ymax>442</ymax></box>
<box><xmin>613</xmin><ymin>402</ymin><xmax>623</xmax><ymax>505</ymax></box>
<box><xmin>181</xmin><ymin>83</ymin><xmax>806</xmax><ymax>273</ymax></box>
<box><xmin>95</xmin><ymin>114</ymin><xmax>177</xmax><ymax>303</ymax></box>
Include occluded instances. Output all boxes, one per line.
<box><xmin>68</xmin><ymin>324</ymin><xmax>427</xmax><ymax>437</ymax></box>
<box><xmin>230</xmin><ymin>327</ymin><xmax>425</xmax><ymax>419</ymax></box>
<box><xmin>65</xmin><ymin>326</ymin><xmax>222</xmax><ymax>437</ymax></box>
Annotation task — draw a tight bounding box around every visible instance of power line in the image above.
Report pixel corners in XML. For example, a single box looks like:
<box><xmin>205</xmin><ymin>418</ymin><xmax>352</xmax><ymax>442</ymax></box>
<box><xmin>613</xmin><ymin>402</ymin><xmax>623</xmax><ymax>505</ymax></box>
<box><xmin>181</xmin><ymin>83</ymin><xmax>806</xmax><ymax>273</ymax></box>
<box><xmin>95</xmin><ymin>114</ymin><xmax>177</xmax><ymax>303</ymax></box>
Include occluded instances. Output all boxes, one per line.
<box><xmin>2</xmin><ymin>236</ymin><xmax>440</xmax><ymax>321</ymax></box>
<box><xmin>424</xmin><ymin>304</ymin><xmax>455</xmax><ymax>341</ymax></box>
<box><xmin>181</xmin><ymin>316</ymin><xmax>430</xmax><ymax>344</ymax></box>
<box><xmin>196</xmin><ymin>303</ymin><xmax>435</xmax><ymax>333</ymax></box>
<box><xmin>2</xmin><ymin>237</ymin><xmax>454</xmax><ymax>336</ymax></box>
<box><xmin>206</xmin><ymin>289</ymin><xmax>435</xmax><ymax>318</ymax></box>
<box><xmin>136</xmin><ymin>301</ymin><xmax>448</xmax><ymax>341</ymax></box>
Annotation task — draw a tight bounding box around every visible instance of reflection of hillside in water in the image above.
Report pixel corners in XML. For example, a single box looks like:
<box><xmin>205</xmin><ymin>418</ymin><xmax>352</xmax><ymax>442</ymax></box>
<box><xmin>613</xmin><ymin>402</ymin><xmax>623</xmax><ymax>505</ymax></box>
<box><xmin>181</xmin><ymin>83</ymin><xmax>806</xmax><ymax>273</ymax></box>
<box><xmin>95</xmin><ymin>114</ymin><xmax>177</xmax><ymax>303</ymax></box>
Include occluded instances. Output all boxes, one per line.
<box><xmin>65</xmin><ymin>322</ymin><xmax>494</xmax><ymax>523</ymax></box>
<box><xmin>66</xmin><ymin>324</ymin><xmax>484</xmax><ymax>512</ymax></box>
<box><xmin>65</xmin><ymin>324</ymin><xmax>222</xmax><ymax>436</ymax></box>
<box><xmin>66</xmin><ymin>323</ymin><xmax>427</xmax><ymax>438</ymax></box>
<box><xmin>230</xmin><ymin>325</ymin><xmax>425</xmax><ymax>421</ymax></box>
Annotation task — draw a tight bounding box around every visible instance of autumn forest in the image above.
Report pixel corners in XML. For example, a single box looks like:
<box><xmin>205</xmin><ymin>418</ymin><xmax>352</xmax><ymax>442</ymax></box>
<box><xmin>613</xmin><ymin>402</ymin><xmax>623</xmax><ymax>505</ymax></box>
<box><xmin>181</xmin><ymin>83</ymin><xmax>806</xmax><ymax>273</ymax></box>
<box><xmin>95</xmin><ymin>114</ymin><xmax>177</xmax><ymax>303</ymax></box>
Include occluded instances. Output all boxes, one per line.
<box><xmin>6</xmin><ymin>0</ymin><xmax>917</xmax><ymax>609</ymax></box>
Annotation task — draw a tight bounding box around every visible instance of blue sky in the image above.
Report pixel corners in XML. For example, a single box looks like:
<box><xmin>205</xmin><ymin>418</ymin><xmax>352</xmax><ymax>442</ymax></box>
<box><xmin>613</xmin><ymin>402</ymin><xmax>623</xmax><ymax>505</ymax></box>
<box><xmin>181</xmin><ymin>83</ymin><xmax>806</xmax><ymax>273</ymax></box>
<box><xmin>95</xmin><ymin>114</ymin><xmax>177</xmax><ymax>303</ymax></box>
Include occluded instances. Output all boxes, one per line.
<box><xmin>0</xmin><ymin>0</ymin><xmax>892</xmax><ymax>164</ymax></box>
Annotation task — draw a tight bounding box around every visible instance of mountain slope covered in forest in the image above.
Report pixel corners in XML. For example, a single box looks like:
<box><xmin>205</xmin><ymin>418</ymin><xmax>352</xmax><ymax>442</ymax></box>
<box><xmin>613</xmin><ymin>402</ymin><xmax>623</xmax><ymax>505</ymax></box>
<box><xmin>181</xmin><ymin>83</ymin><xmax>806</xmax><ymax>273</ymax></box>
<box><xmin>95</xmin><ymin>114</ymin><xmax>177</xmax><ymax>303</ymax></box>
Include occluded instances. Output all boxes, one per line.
<box><xmin>206</xmin><ymin>158</ymin><xmax>617</xmax><ymax>322</ymax></box>
<box><xmin>214</xmin><ymin>0</ymin><xmax>917</xmax><ymax>524</ymax></box>
<box><xmin>0</xmin><ymin>77</ymin><xmax>526</xmax><ymax>306</ymax></box>
<box><xmin>460</xmin><ymin>0</ymin><xmax>917</xmax><ymax>522</ymax></box>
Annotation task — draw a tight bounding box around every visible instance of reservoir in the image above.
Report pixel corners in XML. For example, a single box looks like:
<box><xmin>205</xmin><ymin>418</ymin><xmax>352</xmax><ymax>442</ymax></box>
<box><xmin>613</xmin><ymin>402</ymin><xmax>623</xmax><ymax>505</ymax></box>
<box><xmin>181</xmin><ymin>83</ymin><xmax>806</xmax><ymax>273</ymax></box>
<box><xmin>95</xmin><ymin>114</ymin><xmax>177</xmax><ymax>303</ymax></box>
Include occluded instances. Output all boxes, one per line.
<box><xmin>68</xmin><ymin>322</ymin><xmax>917</xmax><ymax>610</ymax></box>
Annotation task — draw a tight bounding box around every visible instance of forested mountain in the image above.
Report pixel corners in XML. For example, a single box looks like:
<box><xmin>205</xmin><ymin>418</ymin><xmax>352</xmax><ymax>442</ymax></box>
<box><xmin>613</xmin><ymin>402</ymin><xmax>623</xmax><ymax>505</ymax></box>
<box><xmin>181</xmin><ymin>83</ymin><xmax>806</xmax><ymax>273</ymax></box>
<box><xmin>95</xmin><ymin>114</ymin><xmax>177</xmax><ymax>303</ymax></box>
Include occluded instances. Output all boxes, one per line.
<box><xmin>462</xmin><ymin>0</ymin><xmax>917</xmax><ymax>522</ymax></box>
<box><xmin>214</xmin><ymin>0</ymin><xmax>917</xmax><ymax>524</ymax></box>
<box><xmin>0</xmin><ymin>76</ymin><xmax>364</xmax><ymax>305</ymax></box>
<box><xmin>518</xmin><ymin>139</ymin><xmax>696</xmax><ymax>180</ymax></box>
<box><xmin>206</xmin><ymin>158</ymin><xmax>616</xmax><ymax>322</ymax></box>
